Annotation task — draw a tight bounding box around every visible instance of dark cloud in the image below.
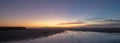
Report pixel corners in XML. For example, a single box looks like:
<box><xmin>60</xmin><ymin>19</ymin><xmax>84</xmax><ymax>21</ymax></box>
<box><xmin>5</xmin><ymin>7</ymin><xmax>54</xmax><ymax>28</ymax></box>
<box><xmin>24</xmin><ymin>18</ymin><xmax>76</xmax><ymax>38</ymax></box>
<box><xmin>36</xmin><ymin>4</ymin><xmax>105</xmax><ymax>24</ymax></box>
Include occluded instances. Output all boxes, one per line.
<box><xmin>86</xmin><ymin>17</ymin><xmax>104</xmax><ymax>21</ymax></box>
<box><xmin>87</xmin><ymin>19</ymin><xmax>120</xmax><ymax>27</ymax></box>
<box><xmin>58</xmin><ymin>22</ymin><xmax>84</xmax><ymax>25</ymax></box>
<box><xmin>101</xmin><ymin>19</ymin><xmax>120</xmax><ymax>23</ymax></box>
<box><xmin>88</xmin><ymin>23</ymin><xmax>120</xmax><ymax>26</ymax></box>
<box><xmin>58</xmin><ymin>18</ymin><xmax>120</xmax><ymax>28</ymax></box>
<box><xmin>87</xmin><ymin>18</ymin><xmax>120</xmax><ymax>23</ymax></box>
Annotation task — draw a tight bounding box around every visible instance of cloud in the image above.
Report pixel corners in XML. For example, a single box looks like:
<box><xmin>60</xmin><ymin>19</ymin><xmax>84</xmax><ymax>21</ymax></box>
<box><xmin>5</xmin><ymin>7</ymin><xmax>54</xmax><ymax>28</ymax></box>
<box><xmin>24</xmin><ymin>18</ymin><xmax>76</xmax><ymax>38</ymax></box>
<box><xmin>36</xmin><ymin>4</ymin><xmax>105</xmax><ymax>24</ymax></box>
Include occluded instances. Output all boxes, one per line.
<box><xmin>87</xmin><ymin>19</ymin><xmax>120</xmax><ymax>27</ymax></box>
<box><xmin>87</xmin><ymin>18</ymin><xmax>120</xmax><ymax>23</ymax></box>
<box><xmin>101</xmin><ymin>19</ymin><xmax>120</xmax><ymax>23</ymax></box>
<box><xmin>88</xmin><ymin>23</ymin><xmax>120</xmax><ymax>26</ymax></box>
<box><xmin>58</xmin><ymin>22</ymin><xmax>84</xmax><ymax>25</ymax></box>
<box><xmin>57</xmin><ymin>18</ymin><xmax>120</xmax><ymax>28</ymax></box>
<box><xmin>86</xmin><ymin>17</ymin><xmax>104</xmax><ymax>21</ymax></box>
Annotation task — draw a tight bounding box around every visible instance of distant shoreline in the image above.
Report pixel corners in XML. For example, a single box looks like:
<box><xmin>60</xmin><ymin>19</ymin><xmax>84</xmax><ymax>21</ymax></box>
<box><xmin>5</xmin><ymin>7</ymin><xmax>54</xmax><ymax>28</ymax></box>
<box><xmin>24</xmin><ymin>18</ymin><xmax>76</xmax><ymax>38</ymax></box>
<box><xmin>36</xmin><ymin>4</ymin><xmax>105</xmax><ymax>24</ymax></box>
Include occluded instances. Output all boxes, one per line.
<box><xmin>0</xmin><ymin>27</ymin><xmax>120</xmax><ymax>33</ymax></box>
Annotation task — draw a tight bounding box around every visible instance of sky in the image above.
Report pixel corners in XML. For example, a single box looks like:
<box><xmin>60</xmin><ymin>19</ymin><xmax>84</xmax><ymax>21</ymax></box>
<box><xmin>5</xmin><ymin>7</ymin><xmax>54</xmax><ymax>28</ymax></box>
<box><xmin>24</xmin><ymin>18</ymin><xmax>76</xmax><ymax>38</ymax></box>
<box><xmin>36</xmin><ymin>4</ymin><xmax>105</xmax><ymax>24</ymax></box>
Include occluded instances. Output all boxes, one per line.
<box><xmin>0</xmin><ymin>0</ymin><xmax>120</xmax><ymax>28</ymax></box>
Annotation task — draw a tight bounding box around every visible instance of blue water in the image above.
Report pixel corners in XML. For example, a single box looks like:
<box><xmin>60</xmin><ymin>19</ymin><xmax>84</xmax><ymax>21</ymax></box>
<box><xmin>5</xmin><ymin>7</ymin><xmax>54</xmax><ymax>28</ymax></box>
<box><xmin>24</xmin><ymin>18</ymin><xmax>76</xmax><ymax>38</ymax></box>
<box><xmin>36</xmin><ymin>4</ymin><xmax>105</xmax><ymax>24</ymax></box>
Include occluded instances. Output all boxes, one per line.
<box><xmin>1</xmin><ymin>30</ymin><xmax>120</xmax><ymax>43</ymax></box>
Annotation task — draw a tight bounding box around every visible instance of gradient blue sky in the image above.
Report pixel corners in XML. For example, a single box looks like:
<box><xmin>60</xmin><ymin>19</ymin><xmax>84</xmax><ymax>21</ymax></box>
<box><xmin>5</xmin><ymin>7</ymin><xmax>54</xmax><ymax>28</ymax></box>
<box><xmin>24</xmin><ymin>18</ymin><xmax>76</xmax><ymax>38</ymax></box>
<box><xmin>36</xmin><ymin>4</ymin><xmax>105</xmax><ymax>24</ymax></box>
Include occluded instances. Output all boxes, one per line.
<box><xmin>0</xmin><ymin>0</ymin><xmax>120</xmax><ymax>27</ymax></box>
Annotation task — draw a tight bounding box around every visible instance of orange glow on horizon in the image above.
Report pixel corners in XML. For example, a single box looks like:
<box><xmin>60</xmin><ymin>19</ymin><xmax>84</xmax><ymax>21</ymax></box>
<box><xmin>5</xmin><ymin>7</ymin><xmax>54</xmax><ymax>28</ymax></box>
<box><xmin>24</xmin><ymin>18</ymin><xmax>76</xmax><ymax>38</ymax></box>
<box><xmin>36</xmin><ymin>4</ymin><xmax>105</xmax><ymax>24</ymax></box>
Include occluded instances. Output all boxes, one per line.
<box><xmin>0</xmin><ymin>21</ymin><xmax>87</xmax><ymax>28</ymax></box>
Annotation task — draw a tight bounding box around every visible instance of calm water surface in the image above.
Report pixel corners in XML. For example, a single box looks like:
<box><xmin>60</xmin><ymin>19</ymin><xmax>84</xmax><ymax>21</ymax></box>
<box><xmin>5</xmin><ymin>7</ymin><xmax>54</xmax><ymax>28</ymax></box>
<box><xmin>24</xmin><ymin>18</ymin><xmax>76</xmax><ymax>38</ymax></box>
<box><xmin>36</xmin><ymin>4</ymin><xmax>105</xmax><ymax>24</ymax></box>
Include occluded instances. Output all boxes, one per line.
<box><xmin>1</xmin><ymin>30</ymin><xmax>120</xmax><ymax>43</ymax></box>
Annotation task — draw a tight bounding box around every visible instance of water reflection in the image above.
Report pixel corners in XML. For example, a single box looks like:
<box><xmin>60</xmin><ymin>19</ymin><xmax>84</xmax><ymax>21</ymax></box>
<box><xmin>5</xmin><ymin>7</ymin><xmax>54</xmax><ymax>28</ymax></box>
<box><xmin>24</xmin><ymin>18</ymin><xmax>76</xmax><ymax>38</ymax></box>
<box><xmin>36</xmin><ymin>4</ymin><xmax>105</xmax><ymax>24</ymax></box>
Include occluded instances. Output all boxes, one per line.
<box><xmin>1</xmin><ymin>29</ymin><xmax>120</xmax><ymax>43</ymax></box>
<box><xmin>32</xmin><ymin>30</ymin><xmax>120</xmax><ymax>43</ymax></box>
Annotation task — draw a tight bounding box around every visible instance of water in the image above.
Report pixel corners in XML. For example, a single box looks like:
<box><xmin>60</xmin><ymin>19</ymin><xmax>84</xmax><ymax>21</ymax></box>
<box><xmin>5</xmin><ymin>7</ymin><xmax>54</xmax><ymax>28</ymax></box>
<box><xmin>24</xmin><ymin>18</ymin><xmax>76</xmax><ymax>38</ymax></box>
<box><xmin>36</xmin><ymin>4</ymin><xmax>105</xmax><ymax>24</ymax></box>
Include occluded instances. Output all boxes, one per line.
<box><xmin>1</xmin><ymin>29</ymin><xmax>120</xmax><ymax>43</ymax></box>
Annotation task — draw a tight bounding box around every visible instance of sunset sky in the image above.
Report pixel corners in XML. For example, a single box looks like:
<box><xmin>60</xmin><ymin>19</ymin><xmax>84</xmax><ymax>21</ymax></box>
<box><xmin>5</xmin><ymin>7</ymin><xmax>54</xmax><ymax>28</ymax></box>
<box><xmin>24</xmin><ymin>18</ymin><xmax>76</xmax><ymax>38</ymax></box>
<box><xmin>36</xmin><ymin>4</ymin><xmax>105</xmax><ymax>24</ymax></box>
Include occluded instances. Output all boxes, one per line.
<box><xmin>0</xmin><ymin>0</ymin><xmax>120</xmax><ymax>28</ymax></box>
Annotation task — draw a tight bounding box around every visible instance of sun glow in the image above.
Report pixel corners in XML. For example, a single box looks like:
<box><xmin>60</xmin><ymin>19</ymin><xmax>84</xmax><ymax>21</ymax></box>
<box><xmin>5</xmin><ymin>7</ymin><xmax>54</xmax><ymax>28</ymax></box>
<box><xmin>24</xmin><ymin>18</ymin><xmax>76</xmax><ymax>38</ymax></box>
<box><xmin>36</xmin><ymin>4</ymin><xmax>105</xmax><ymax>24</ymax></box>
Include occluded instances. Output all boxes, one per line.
<box><xmin>25</xmin><ymin>22</ymin><xmax>87</xmax><ymax>28</ymax></box>
<box><xmin>0</xmin><ymin>20</ymin><xmax>88</xmax><ymax>28</ymax></box>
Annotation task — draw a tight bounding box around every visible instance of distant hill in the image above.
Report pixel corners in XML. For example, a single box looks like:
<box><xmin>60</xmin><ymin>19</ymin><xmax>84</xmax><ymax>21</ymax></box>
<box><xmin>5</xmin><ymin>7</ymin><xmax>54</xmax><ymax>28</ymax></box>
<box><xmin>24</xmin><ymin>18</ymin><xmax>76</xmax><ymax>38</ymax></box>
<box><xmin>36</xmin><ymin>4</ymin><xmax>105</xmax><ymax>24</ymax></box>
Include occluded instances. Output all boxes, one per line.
<box><xmin>0</xmin><ymin>27</ymin><xmax>26</xmax><ymax>31</ymax></box>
